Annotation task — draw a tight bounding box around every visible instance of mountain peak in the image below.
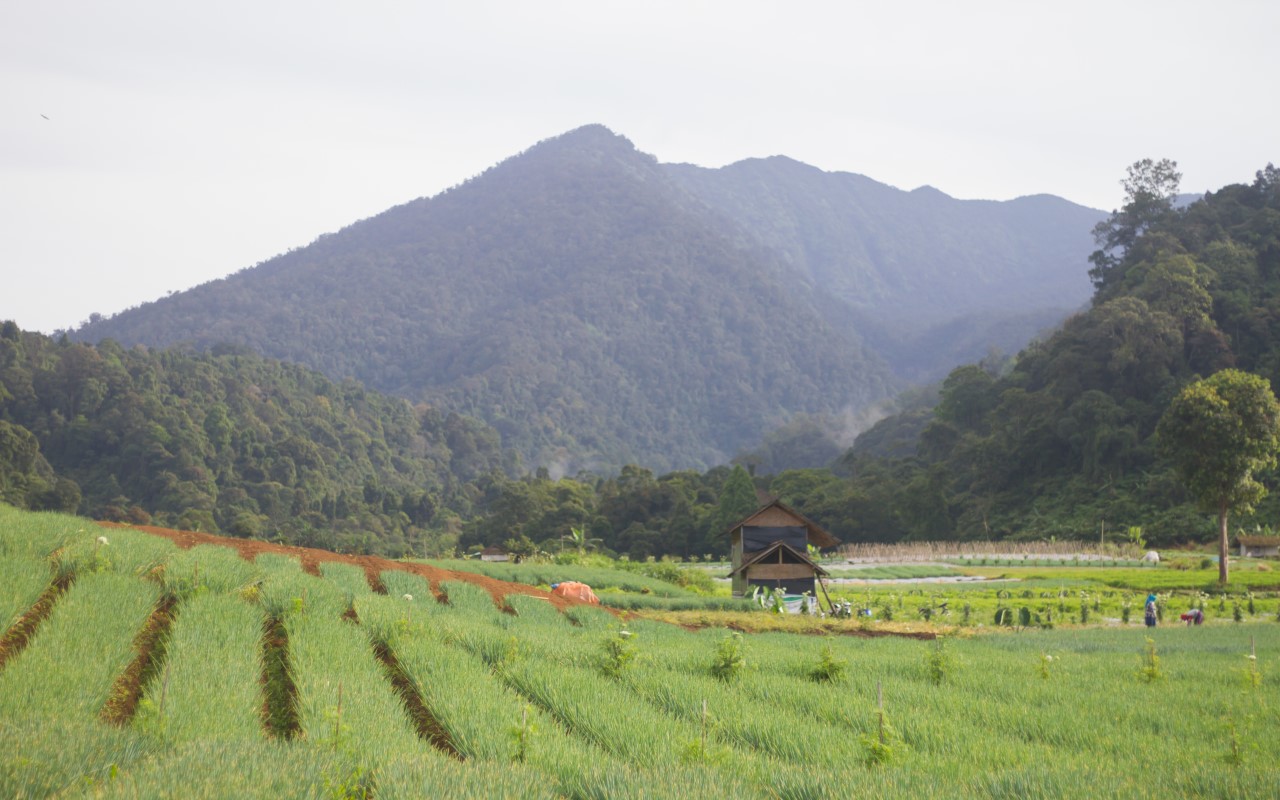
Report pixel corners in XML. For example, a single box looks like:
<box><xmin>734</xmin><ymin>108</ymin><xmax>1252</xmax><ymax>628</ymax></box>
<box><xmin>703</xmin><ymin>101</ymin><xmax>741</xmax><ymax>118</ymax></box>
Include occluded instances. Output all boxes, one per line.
<box><xmin>530</xmin><ymin>124</ymin><xmax>638</xmax><ymax>157</ymax></box>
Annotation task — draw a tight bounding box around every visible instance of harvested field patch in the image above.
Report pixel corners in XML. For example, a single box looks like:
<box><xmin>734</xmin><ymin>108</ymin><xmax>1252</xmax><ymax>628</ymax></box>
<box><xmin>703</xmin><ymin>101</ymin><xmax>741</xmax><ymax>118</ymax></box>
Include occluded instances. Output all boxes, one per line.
<box><xmin>372</xmin><ymin>641</ymin><xmax>463</xmax><ymax>760</ymax></box>
<box><xmin>0</xmin><ymin>572</ymin><xmax>75</xmax><ymax>671</ymax></box>
<box><xmin>101</xmin><ymin>593</ymin><xmax>179</xmax><ymax>725</ymax></box>
<box><xmin>260</xmin><ymin>616</ymin><xmax>300</xmax><ymax>740</ymax></box>
<box><xmin>99</xmin><ymin>521</ymin><xmax>590</xmax><ymax>613</ymax></box>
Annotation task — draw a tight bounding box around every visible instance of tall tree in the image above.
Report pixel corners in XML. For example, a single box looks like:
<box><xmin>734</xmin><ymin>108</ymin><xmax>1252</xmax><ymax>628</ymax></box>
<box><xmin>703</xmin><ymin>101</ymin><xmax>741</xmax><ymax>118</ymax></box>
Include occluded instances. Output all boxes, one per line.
<box><xmin>1156</xmin><ymin>369</ymin><xmax>1280</xmax><ymax>583</ymax></box>
<box><xmin>1089</xmin><ymin>158</ymin><xmax>1181</xmax><ymax>290</ymax></box>
<box><xmin>708</xmin><ymin>464</ymin><xmax>760</xmax><ymax>543</ymax></box>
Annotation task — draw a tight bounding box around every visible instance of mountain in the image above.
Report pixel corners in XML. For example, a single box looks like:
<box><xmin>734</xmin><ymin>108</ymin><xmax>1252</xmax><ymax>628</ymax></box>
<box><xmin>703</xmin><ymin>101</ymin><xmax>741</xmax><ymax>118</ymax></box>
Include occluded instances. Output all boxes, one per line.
<box><xmin>664</xmin><ymin>156</ymin><xmax>1103</xmax><ymax>380</ymax></box>
<box><xmin>74</xmin><ymin>125</ymin><xmax>1103</xmax><ymax>471</ymax></box>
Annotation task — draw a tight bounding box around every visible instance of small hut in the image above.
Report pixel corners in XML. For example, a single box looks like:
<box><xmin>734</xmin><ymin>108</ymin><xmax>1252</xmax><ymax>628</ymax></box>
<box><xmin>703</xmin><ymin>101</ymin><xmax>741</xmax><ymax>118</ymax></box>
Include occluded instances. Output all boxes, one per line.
<box><xmin>727</xmin><ymin>499</ymin><xmax>838</xmax><ymax>597</ymax></box>
<box><xmin>480</xmin><ymin>544</ymin><xmax>510</xmax><ymax>562</ymax></box>
<box><xmin>1237</xmin><ymin>535</ymin><xmax>1280</xmax><ymax>558</ymax></box>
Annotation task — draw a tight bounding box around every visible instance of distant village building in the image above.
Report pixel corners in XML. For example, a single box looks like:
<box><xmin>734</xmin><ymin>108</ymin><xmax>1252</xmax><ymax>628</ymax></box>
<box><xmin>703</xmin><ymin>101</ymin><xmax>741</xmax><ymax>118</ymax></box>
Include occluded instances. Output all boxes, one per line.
<box><xmin>727</xmin><ymin>499</ymin><xmax>838</xmax><ymax>596</ymax></box>
<box><xmin>1237</xmin><ymin>535</ymin><xmax>1280</xmax><ymax>558</ymax></box>
<box><xmin>480</xmin><ymin>545</ymin><xmax>510</xmax><ymax>562</ymax></box>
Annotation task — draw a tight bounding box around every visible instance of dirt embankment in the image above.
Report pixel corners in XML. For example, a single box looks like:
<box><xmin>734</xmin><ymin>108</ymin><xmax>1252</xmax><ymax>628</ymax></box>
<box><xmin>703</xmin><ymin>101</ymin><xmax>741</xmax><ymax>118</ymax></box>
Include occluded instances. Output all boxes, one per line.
<box><xmin>97</xmin><ymin>522</ymin><xmax>589</xmax><ymax>613</ymax></box>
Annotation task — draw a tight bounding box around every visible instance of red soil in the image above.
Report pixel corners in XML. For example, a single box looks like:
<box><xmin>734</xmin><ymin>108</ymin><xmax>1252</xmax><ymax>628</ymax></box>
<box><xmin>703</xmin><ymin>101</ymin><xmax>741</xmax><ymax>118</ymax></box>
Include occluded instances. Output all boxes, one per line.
<box><xmin>0</xmin><ymin>572</ymin><xmax>75</xmax><ymax>670</ymax></box>
<box><xmin>101</xmin><ymin>594</ymin><xmax>179</xmax><ymax>725</ymax></box>
<box><xmin>97</xmin><ymin>522</ymin><xmax>590</xmax><ymax>613</ymax></box>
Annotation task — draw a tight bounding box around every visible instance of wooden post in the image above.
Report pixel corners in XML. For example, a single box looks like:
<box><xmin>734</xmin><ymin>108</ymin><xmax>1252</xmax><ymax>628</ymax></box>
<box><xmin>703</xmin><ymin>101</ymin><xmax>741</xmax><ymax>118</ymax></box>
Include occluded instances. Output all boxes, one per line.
<box><xmin>818</xmin><ymin>576</ymin><xmax>837</xmax><ymax>615</ymax></box>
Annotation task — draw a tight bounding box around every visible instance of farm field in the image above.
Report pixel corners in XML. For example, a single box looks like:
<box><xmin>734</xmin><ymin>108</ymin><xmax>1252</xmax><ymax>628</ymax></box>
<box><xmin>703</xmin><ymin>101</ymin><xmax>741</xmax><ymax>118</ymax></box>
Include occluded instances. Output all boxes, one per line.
<box><xmin>2</xmin><ymin>506</ymin><xmax>1279</xmax><ymax>799</ymax></box>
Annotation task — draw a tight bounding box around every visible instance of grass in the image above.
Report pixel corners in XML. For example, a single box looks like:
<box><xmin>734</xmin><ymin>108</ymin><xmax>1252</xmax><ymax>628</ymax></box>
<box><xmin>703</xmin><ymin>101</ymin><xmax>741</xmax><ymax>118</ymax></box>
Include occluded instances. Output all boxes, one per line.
<box><xmin>3</xmin><ymin>505</ymin><xmax>1280</xmax><ymax>798</ymax></box>
<box><xmin>0</xmin><ymin>555</ymin><xmax>54</xmax><ymax>633</ymax></box>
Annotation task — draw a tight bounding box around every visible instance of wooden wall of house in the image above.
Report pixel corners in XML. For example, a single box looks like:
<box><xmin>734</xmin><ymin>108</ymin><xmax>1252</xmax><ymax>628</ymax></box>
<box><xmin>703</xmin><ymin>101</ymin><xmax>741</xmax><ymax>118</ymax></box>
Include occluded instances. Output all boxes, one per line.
<box><xmin>749</xmin><ymin>507</ymin><xmax>805</xmax><ymax>528</ymax></box>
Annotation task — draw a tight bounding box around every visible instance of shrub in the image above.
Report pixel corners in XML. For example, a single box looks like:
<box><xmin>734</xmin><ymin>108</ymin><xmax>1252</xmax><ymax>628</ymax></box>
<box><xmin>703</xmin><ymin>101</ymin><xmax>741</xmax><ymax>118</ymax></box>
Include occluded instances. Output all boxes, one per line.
<box><xmin>598</xmin><ymin>629</ymin><xmax>638</xmax><ymax>679</ymax></box>
<box><xmin>808</xmin><ymin>644</ymin><xmax>847</xmax><ymax>683</ymax></box>
<box><xmin>926</xmin><ymin>637</ymin><xmax>955</xmax><ymax>685</ymax></box>
<box><xmin>1137</xmin><ymin>638</ymin><xmax>1164</xmax><ymax>683</ymax></box>
<box><xmin>710</xmin><ymin>632</ymin><xmax>746</xmax><ymax>682</ymax></box>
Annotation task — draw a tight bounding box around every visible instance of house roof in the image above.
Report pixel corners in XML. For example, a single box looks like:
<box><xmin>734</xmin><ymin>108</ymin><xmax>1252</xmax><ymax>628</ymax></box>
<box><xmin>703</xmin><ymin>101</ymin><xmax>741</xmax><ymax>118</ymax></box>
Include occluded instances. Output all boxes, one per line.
<box><xmin>729</xmin><ymin>540</ymin><xmax>829</xmax><ymax>578</ymax></box>
<box><xmin>1237</xmin><ymin>535</ymin><xmax>1280</xmax><ymax>547</ymax></box>
<box><xmin>480</xmin><ymin>545</ymin><xmax>508</xmax><ymax>555</ymax></box>
<box><xmin>726</xmin><ymin>498</ymin><xmax>840</xmax><ymax>549</ymax></box>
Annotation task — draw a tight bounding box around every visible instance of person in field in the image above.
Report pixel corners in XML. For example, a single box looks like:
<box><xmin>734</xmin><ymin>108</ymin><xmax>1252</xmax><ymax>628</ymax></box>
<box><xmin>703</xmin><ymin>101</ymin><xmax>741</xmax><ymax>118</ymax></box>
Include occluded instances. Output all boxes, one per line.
<box><xmin>1144</xmin><ymin>594</ymin><xmax>1159</xmax><ymax>627</ymax></box>
<box><xmin>1179</xmin><ymin>608</ymin><xmax>1204</xmax><ymax>626</ymax></box>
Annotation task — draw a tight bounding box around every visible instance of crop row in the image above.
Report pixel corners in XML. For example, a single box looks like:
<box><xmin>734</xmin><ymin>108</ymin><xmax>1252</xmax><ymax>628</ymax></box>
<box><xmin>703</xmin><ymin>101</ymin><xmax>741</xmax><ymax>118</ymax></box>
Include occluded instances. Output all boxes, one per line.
<box><xmin>3</xmin><ymin>512</ymin><xmax>1280</xmax><ymax>798</ymax></box>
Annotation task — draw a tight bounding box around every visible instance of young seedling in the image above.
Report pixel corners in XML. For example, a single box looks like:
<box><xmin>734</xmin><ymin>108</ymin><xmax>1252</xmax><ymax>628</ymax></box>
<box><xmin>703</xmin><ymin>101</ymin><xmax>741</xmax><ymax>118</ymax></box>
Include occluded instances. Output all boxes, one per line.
<box><xmin>809</xmin><ymin>643</ymin><xmax>847</xmax><ymax>683</ymax></box>
<box><xmin>599</xmin><ymin>628</ymin><xmax>637</xmax><ymax>679</ymax></box>
<box><xmin>861</xmin><ymin>682</ymin><xmax>902</xmax><ymax>766</ymax></box>
<box><xmin>710</xmin><ymin>632</ymin><xmax>746</xmax><ymax>682</ymax></box>
<box><xmin>926</xmin><ymin>637</ymin><xmax>955</xmax><ymax>685</ymax></box>
<box><xmin>509</xmin><ymin>704</ymin><xmax>536</xmax><ymax>763</ymax></box>
<box><xmin>1137</xmin><ymin>638</ymin><xmax>1164</xmax><ymax>683</ymax></box>
<box><xmin>1039</xmin><ymin>651</ymin><xmax>1055</xmax><ymax>680</ymax></box>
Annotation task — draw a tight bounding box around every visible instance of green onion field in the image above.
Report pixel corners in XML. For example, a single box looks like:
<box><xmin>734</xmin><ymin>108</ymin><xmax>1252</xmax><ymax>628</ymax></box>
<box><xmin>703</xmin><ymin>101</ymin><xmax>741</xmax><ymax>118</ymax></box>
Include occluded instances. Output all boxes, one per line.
<box><xmin>1</xmin><ymin>505</ymin><xmax>1278</xmax><ymax>798</ymax></box>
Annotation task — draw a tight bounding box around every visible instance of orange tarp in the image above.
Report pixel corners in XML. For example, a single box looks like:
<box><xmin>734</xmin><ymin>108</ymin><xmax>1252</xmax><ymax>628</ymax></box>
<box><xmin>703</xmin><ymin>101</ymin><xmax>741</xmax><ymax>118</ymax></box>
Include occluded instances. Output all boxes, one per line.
<box><xmin>551</xmin><ymin>581</ymin><xmax>600</xmax><ymax>605</ymax></box>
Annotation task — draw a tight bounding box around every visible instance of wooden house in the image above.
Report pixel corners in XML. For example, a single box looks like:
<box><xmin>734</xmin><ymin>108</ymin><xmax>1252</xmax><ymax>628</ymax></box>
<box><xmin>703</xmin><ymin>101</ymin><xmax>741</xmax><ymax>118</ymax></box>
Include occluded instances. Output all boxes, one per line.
<box><xmin>480</xmin><ymin>545</ymin><xmax>510</xmax><ymax>562</ymax></box>
<box><xmin>727</xmin><ymin>499</ymin><xmax>838</xmax><ymax>597</ymax></box>
<box><xmin>1237</xmin><ymin>535</ymin><xmax>1280</xmax><ymax>558</ymax></box>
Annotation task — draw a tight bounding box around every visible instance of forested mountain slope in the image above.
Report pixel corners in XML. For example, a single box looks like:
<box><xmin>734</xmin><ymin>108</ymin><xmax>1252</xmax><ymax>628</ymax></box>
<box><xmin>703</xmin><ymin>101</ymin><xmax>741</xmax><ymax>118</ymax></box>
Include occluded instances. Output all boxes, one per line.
<box><xmin>0</xmin><ymin>324</ymin><xmax>510</xmax><ymax>555</ymax></box>
<box><xmin>665</xmin><ymin>156</ymin><xmax>1103</xmax><ymax>380</ymax></box>
<box><xmin>74</xmin><ymin>125</ymin><xmax>1102</xmax><ymax>471</ymax></box>
<box><xmin>813</xmin><ymin>163</ymin><xmax>1280</xmax><ymax>545</ymax></box>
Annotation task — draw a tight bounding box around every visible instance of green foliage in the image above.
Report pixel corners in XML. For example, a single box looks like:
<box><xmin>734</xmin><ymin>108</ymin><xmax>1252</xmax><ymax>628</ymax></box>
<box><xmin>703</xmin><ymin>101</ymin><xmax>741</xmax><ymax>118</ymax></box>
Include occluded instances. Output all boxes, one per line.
<box><xmin>0</xmin><ymin>329</ymin><xmax>511</xmax><ymax>557</ymax></box>
<box><xmin>508</xmin><ymin>705</ymin><xmax>537</xmax><ymax>764</ymax></box>
<box><xmin>598</xmin><ymin>629</ymin><xmax>638</xmax><ymax>679</ymax></box>
<box><xmin>806</xmin><ymin>162</ymin><xmax>1280</xmax><ymax>549</ymax></box>
<box><xmin>1137</xmin><ymin>638</ymin><xmax>1164</xmax><ymax>683</ymax></box>
<box><xmin>1158</xmin><ymin>369</ymin><xmax>1280</xmax><ymax>581</ymax></box>
<box><xmin>808</xmin><ymin>643</ymin><xmax>847</xmax><ymax>683</ymax></box>
<box><xmin>925</xmin><ymin>637</ymin><xmax>956</xmax><ymax>685</ymax></box>
<box><xmin>752</xmin><ymin>585</ymin><xmax>789</xmax><ymax>614</ymax></box>
<box><xmin>709</xmin><ymin>632</ymin><xmax>747</xmax><ymax>682</ymax></box>
<box><xmin>860</xmin><ymin>708</ymin><xmax>903</xmax><ymax>767</ymax></box>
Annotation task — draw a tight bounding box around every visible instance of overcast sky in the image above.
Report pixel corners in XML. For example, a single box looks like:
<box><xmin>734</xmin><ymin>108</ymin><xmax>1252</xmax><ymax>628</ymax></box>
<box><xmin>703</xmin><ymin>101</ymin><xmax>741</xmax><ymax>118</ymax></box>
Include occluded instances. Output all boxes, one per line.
<box><xmin>3</xmin><ymin>1</ymin><xmax>1277</xmax><ymax>334</ymax></box>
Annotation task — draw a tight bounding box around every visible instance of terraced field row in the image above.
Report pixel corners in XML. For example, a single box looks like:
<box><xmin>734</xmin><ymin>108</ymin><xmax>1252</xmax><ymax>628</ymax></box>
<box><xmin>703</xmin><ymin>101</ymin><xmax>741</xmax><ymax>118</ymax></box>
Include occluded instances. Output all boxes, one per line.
<box><xmin>2</xmin><ymin>508</ymin><xmax>1279</xmax><ymax>798</ymax></box>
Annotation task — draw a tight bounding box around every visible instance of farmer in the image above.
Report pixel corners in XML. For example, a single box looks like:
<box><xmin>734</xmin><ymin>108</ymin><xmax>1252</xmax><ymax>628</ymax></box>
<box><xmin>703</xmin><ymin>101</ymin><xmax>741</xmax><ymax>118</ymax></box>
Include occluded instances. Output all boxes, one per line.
<box><xmin>1144</xmin><ymin>594</ymin><xmax>1159</xmax><ymax>627</ymax></box>
<box><xmin>1179</xmin><ymin>608</ymin><xmax>1204</xmax><ymax>626</ymax></box>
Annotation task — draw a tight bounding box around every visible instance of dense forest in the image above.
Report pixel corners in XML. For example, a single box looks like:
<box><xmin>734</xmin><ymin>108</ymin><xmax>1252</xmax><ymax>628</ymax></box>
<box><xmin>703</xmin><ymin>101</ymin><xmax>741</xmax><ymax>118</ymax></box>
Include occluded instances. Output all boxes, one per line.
<box><xmin>823</xmin><ymin>161</ymin><xmax>1280</xmax><ymax>545</ymax></box>
<box><xmin>0</xmin><ymin>326</ymin><xmax>512</xmax><ymax>556</ymax></box>
<box><xmin>71</xmin><ymin>125</ymin><xmax>1100</xmax><ymax>472</ymax></box>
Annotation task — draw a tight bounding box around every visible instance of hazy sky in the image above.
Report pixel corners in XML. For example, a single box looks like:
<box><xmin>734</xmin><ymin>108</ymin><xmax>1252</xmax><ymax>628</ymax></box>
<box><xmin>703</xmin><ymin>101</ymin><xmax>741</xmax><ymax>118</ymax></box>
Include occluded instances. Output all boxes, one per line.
<box><xmin>3</xmin><ymin>1</ymin><xmax>1277</xmax><ymax>334</ymax></box>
